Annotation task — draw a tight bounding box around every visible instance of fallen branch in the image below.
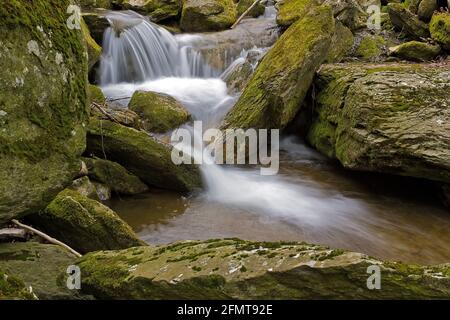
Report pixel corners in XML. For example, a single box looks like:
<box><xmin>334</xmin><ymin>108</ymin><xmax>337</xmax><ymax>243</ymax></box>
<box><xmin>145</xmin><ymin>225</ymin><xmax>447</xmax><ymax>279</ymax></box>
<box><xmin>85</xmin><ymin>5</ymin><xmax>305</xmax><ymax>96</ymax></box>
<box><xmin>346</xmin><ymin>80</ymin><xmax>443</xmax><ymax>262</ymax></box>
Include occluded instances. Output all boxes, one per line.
<box><xmin>91</xmin><ymin>102</ymin><xmax>121</xmax><ymax>124</ymax></box>
<box><xmin>231</xmin><ymin>0</ymin><xmax>262</xmax><ymax>29</ymax></box>
<box><xmin>11</xmin><ymin>219</ymin><xmax>82</xmax><ymax>258</ymax></box>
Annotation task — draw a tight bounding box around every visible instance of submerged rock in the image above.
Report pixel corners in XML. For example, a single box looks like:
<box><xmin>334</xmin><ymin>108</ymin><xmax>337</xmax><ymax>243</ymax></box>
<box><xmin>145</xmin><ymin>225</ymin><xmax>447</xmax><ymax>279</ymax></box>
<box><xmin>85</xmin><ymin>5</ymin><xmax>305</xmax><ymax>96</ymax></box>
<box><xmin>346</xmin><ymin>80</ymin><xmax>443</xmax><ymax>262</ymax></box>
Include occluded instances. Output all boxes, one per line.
<box><xmin>223</xmin><ymin>5</ymin><xmax>335</xmax><ymax>129</ymax></box>
<box><xmin>389</xmin><ymin>41</ymin><xmax>441</xmax><ymax>61</ymax></box>
<box><xmin>0</xmin><ymin>242</ymin><xmax>83</xmax><ymax>300</ymax></box>
<box><xmin>77</xmin><ymin>239</ymin><xmax>450</xmax><ymax>299</ymax></box>
<box><xmin>430</xmin><ymin>12</ymin><xmax>450</xmax><ymax>51</ymax></box>
<box><xmin>26</xmin><ymin>189</ymin><xmax>145</xmax><ymax>254</ymax></box>
<box><xmin>307</xmin><ymin>63</ymin><xmax>450</xmax><ymax>183</ymax></box>
<box><xmin>388</xmin><ymin>3</ymin><xmax>430</xmax><ymax>39</ymax></box>
<box><xmin>128</xmin><ymin>91</ymin><xmax>190</xmax><ymax>133</ymax></box>
<box><xmin>86</xmin><ymin>119</ymin><xmax>202</xmax><ymax>192</ymax></box>
<box><xmin>180</xmin><ymin>0</ymin><xmax>238</xmax><ymax>32</ymax></box>
<box><xmin>0</xmin><ymin>1</ymin><xmax>89</xmax><ymax>225</ymax></box>
<box><xmin>84</xmin><ymin>157</ymin><xmax>149</xmax><ymax>195</ymax></box>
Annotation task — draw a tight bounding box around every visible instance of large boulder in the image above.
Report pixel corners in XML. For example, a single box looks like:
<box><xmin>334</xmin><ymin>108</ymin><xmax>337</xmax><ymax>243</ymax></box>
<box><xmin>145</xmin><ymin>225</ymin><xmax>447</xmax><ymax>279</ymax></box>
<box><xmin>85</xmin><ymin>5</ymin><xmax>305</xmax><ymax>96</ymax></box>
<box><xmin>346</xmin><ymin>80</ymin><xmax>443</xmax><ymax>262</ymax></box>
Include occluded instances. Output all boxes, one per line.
<box><xmin>128</xmin><ymin>91</ymin><xmax>190</xmax><ymax>133</ymax></box>
<box><xmin>0</xmin><ymin>242</ymin><xmax>85</xmax><ymax>299</ymax></box>
<box><xmin>389</xmin><ymin>41</ymin><xmax>441</xmax><ymax>61</ymax></box>
<box><xmin>307</xmin><ymin>63</ymin><xmax>450</xmax><ymax>183</ymax></box>
<box><xmin>430</xmin><ymin>12</ymin><xmax>450</xmax><ymax>51</ymax></box>
<box><xmin>0</xmin><ymin>1</ymin><xmax>88</xmax><ymax>225</ymax></box>
<box><xmin>26</xmin><ymin>189</ymin><xmax>145</xmax><ymax>254</ymax></box>
<box><xmin>387</xmin><ymin>3</ymin><xmax>430</xmax><ymax>39</ymax></box>
<box><xmin>84</xmin><ymin>157</ymin><xmax>149</xmax><ymax>195</ymax></box>
<box><xmin>222</xmin><ymin>5</ymin><xmax>335</xmax><ymax>129</ymax></box>
<box><xmin>117</xmin><ymin>0</ymin><xmax>182</xmax><ymax>22</ymax></box>
<box><xmin>86</xmin><ymin>119</ymin><xmax>202</xmax><ymax>192</ymax></box>
<box><xmin>77</xmin><ymin>239</ymin><xmax>450</xmax><ymax>299</ymax></box>
<box><xmin>180</xmin><ymin>0</ymin><xmax>238</xmax><ymax>32</ymax></box>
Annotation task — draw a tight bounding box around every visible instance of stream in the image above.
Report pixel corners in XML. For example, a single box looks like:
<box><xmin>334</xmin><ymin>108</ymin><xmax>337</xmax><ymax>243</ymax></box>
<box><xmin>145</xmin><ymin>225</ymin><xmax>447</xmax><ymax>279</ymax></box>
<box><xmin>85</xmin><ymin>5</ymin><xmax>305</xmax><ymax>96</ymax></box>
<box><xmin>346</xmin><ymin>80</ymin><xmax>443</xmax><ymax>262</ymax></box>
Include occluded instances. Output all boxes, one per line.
<box><xmin>99</xmin><ymin>10</ymin><xmax>450</xmax><ymax>265</ymax></box>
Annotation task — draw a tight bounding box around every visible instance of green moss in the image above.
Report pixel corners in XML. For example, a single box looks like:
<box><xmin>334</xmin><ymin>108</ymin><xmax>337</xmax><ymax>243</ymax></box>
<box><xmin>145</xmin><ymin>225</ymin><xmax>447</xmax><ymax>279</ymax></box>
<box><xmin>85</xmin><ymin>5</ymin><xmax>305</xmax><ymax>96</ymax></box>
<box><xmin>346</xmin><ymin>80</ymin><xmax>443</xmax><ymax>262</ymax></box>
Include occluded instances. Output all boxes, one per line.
<box><xmin>0</xmin><ymin>270</ymin><xmax>37</xmax><ymax>300</ymax></box>
<box><xmin>128</xmin><ymin>91</ymin><xmax>190</xmax><ymax>133</ymax></box>
<box><xmin>430</xmin><ymin>12</ymin><xmax>450</xmax><ymax>50</ymax></box>
<box><xmin>276</xmin><ymin>0</ymin><xmax>320</xmax><ymax>28</ymax></box>
<box><xmin>355</xmin><ymin>35</ymin><xmax>386</xmax><ymax>60</ymax></box>
<box><xmin>237</xmin><ymin>0</ymin><xmax>265</xmax><ymax>18</ymax></box>
<box><xmin>88</xmin><ymin>84</ymin><xmax>106</xmax><ymax>104</ymax></box>
<box><xmin>180</xmin><ymin>0</ymin><xmax>238</xmax><ymax>32</ymax></box>
<box><xmin>81</xmin><ymin>19</ymin><xmax>102</xmax><ymax>70</ymax></box>
<box><xmin>389</xmin><ymin>41</ymin><xmax>441</xmax><ymax>61</ymax></box>
<box><xmin>118</xmin><ymin>0</ymin><xmax>181</xmax><ymax>22</ymax></box>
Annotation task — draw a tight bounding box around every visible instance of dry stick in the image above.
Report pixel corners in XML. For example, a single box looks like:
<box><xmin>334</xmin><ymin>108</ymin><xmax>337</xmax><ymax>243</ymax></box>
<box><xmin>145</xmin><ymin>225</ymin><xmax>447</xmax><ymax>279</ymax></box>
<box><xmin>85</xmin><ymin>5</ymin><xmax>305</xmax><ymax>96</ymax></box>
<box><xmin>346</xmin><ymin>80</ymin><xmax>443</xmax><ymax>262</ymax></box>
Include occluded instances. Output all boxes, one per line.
<box><xmin>91</xmin><ymin>102</ymin><xmax>121</xmax><ymax>124</ymax></box>
<box><xmin>11</xmin><ymin>219</ymin><xmax>82</xmax><ymax>258</ymax></box>
<box><xmin>231</xmin><ymin>0</ymin><xmax>262</xmax><ymax>29</ymax></box>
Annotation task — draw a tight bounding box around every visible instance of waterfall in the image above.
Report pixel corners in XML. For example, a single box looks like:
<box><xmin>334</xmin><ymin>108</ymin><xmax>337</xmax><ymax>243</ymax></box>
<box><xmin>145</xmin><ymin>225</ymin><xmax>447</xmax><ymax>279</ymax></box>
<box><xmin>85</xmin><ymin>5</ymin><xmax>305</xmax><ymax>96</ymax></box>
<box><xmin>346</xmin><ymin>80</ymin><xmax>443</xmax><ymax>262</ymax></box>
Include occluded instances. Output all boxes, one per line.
<box><xmin>99</xmin><ymin>11</ymin><xmax>217</xmax><ymax>85</ymax></box>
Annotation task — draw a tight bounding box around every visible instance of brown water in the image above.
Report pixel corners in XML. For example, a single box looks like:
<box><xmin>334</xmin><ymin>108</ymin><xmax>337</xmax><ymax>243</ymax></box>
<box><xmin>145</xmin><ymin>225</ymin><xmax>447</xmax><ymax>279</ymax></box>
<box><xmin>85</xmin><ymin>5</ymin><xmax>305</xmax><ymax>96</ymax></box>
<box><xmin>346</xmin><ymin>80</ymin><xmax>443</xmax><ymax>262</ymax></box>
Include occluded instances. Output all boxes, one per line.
<box><xmin>108</xmin><ymin>138</ymin><xmax>450</xmax><ymax>266</ymax></box>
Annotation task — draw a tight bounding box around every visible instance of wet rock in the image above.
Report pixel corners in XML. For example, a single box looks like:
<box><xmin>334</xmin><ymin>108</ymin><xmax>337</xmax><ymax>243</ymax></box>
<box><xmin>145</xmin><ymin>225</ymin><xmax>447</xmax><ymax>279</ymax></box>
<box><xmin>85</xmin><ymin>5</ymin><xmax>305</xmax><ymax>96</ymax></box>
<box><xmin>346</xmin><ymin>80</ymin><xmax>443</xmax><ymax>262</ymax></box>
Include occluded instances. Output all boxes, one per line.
<box><xmin>0</xmin><ymin>1</ymin><xmax>89</xmax><ymax>225</ymax></box>
<box><xmin>222</xmin><ymin>60</ymin><xmax>255</xmax><ymax>93</ymax></box>
<box><xmin>84</xmin><ymin>157</ymin><xmax>149</xmax><ymax>195</ymax></box>
<box><xmin>0</xmin><ymin>270</ymin><xmax>37</xmax><ymax>300</ymax></box>
<box><xmin>307</xmin><ymin>63</ymin><xmax>450</xmax><ymax>183</ymax></box>
<box><xmin>188</xmin><ymin>18</ymin><xmax>279</xmax><ymax>70</ymax></box>
<box><xmin>223</xmin><ymin>5</ymin><xmax>334</xmax><ymax>129</ymax></box>
<box><xmin>82</xmin><ymin>12</ymin><xmax>111</xmax><ymax>45</ymax></box>
<box><xmin>430</xmin><ymin>12</ymin><xmax>450</xmax><ymax>51</ymax></box>
<box><xmin>116</xmin><ymin>0</ymin><xmax>181</xmax><ymax>22</ymax></box>
<box><xmin>86</xmin><ymin>119</ymin><xmax>202</xmax><ymax>192</ymax></box>
<box><xmin>0</xmin><ymin>242</ymin><xmax>84</xmax><ymax>299</ymax></box>
<box><xmin>417</xmin><ymin>0</ymin><xmax>438</xmax><ymax>22</ymax></box>
<box><xmin>389</xmin><ymin>41</ymin><xmax>441</xmax><ymax>61</ymax></box>
<box><xmin>26</xmin><ymin>189</ymin><xmax>145</xmax><ymax>254</ymax></box>
<box><xmin>388</xmin><ymin>3</ymin><xmax>430</xmax><ymax>39</ymax></box>
<box><xmin>81</xmin><ymin>19</ymin><xmax>102</xmax><ymax>71</ymax></box>
<box><xmin>237</xmin><ymin>0</ymin><xmax>266</xmax><ymax>18</ymax></box>
<box><xmin>69</xmin><ymin>176</ymin><xmax>105</xmax><ymax>200</ymax></box>
<box><xmin>128</xmin><ymin>91</ymin><xmax>190</xmax><ymax>133</ymax></box>
<box><xmin>77</xmin><ymin>239</ymin><xmax>450</xmax><ymax>299</ymax></box>
<box><xmin>180</xmin><ymin>0</ymin><xmax>238</xmax><ymax>32</ymax></box>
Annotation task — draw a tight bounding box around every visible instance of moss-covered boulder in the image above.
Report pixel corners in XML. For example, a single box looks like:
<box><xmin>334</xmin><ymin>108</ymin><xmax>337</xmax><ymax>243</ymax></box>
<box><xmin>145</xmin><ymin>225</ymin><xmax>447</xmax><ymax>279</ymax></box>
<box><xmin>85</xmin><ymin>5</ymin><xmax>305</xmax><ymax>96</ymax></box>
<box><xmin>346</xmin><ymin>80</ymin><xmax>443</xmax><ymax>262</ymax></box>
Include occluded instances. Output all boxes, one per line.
<box><xmin>388</xmin><ymin>2</ymin><xmax>430</xmax><ymax>39</ymax></box>
<box><xmin>0</xmin><ymin>1</ymin><xmax>89</xmax><ymax>225</ymax></box>
<box><xmin>79</xmin><ymin>0</ymin><xmax>114</xmax><ymax>9</ymax></box>
<box><xmin>222</xmin><ymin>5</ymin><xmax>335</xmax><ymax>129</ymax></box>
<box><xmin>81</xmin><ymin>19</ymin><xmax>102</xmax><ymax>71</ymax></box>
<box><xmin>117</xmin><ymin>0</ymin><xmax>182</xmax><ymax>22</ymax></box>
<box><xmin>128</xmin><ymin>91</ymin><xmax>190</xmax><ymax>133</ymax></box>
<box><xmin>325</xmin><ymin>22</ymin><xmax>354</xmax><ymax>62</ymax></box>
<box><xmin>86</xmin><ymin>119</ymin><xmax>202</xmax><ymax>192</ymax></box>
<box><xmin>430</xmin><ymin>12</ymin><xmax>450</xmax><ymax>51</ymax></box>
<box><xmin>26</xmin><ymin>189</ymin><xmax>145</xmax><ymax>254</ymax></box>
<box><xmin>0</xmin><ymin>242</ymin><xmax>84</xmax><ymax>299</ymax></box>
<box><xmin>84</xmin><ymin>158</ymin><xmax>149</xmax><ymax>195</ymax></box>
<box><xmin>417</xmin><ymin>0</ymin><xmax>437</xmax><ymax>22</ymax></box>
<box><xmin>389</xmin><ymin>41</ymin><xmax>441</xmax><ymax>61</ymax></box>
<box><xmin>88</xmin><ymin>84</ymin><xmax>106</xmax><ymax>104</ymax></box>
<box><xmin>0</xmin><ymin>270</ymin><xmax>37</xmax><ymax>300</ymax></box>
<box><xmin>237</xmin><ymin>0</ymin><xmax>265</xmax><ymax>18</ymax></box>
<box><xmin>77</xmin><ymin>239</ymin><xmax>450</xmax><ymax>299</ymax></box>
<box><xmin>307</xmin><ymin>63</ymin><xmax>450</xmax><ymax>183</ymax></box>
<box><xmin>276</xmin><ymin>0</ymin><xmax>323</xmax><ymax>28</ymax></box>
<box><xmin>354</xmin><ymin>34</ymin><xmax>387</xmax><ymax>60</ymax></box>
<box><xmin>180</xmin><ymin>0</ymin><xmax>238</xmax><ymax>32</ymax></box>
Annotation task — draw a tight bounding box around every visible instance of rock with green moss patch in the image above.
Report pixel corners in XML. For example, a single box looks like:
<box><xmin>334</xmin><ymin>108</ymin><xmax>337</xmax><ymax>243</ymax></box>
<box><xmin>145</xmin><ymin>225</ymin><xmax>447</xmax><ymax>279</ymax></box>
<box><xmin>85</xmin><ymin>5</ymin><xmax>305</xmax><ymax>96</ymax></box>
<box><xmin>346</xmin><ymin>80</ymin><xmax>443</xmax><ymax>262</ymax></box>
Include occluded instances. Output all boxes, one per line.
<box><xmin>116</xmin><ymin>0</ymin><xmax>181</xmax><ymax>22</ymax></box>
<box><xmin>26</xmin><ymin>189</ymin><xmax>145</xmax><ymax>254</ymax></box>
<box><xmin>79</xmin><ymin>0</ymin><xmax>114</xmax><ymax>9</ymax></box>
<box><xmin>82</xmin><ymin>12</ymin><xmax>111</xmax><ymax>45</ymax></box>
<box><xmin>326</xmin><ymin>21</ymin><xmax>355</xmax><ymax>62</ymax></box>
<box><xmin>88</xmin><ymin>84</ymin><xmax>106</xmax><ymax>104</ymax></box>
<box><xmin>69</xmin><ymin>176</ymin><xmax>110</xmax><ymax>201</ymax></box>
<box><xmin>307</xmin><ymin>63</ymin><xmax>450</xmax><ymax>183</ymax></box>
<box><xmin>354</xmin><ymin>34</ymin><xmax>387</xmax><ymax>60</ymax></box>
<box><xmin>389</xmin><ymin>41</ymin><xmax>441</xmax><ymax>61</ymax></box>
<box><xmin>276</xmin><ymin>0</ymin><xmax>322</xmax><ymax>27</ymax></box>
<box><xmin>128</xmin><ymin>91</ymin><xmax>190</xmax><ymax>133</ymax></box>
<box><xmin>0</xmin><ymin>0</ymin><xmax>89</xmax><ymax>225</ymax></box>
<box><xmin>0</xmin><ymin>242</ymin><xmax>86</xmax><ymax>299</ymax></box>
<box><xmin>237</xmin><ymin>0</ymin><xmax>265</xmax><ymax>18</ymax></box>
<box><xmin>0</xmin><ymin>270</ymin><xmax>37</xmax><ymax>300</ymax></box>
<box><xmin>76</xmin><ymin>239</ymin><xmax>450</xmax><ymax>299</ymax></box>
<box><xmin>388</xmin><ymin>2</ymin><xmax>430</xmax><ymax>39</ymax></box>
<box><xmin>417</xmin><ymin>0</ymin><xmax>437</xmax><ymax>22</ymax></box>
<box><xmin>86</xmin><ymin>119</ymin><xmax>202</xmax><ymax>192</ymax></box>
<box><xmin>223</xmin><ymin>5</ymin><xmax>335</xmax><ymax>129</ymax></box>
<box><xmin>84</xmin><ymin>157</ymin><xmax>149</xmax><ymax>195</ymax></box>
<box><xmin>430</xmin><ymin>12</ymin><xmax>450</xmax><ymax>51</ymax></box>
<box><xmin>81</xmin><ymin>18</ymin><xmax>102</xmax><ymax>71</ymax></box>
<box><xmin>180</xmin><ymin>0</ymin><xmax>238</xmax><ymax>32</ymax></box>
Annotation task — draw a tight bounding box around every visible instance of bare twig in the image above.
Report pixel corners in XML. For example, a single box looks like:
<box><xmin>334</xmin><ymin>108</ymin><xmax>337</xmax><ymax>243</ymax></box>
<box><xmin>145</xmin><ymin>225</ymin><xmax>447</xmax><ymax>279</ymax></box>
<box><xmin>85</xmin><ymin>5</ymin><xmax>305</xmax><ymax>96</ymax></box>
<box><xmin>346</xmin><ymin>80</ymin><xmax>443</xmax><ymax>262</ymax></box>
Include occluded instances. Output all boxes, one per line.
<box><xmin>91</xmin><ymin>102</ymin><xmax>121</xmax><ymax>124</ymax></box>
<box><xmin>231</xmin><ymin>0</ymin><xmax>262</xmax><ymax>29</ymax></box>
<box><xmin>11</xmin><ymin>219</ymin><xmax>82</xmax><ymax>258</ymax></box>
